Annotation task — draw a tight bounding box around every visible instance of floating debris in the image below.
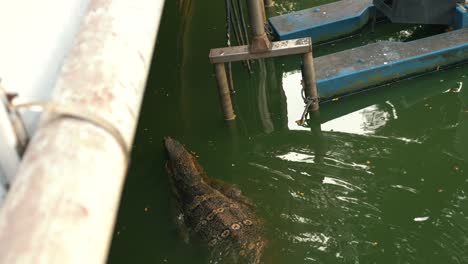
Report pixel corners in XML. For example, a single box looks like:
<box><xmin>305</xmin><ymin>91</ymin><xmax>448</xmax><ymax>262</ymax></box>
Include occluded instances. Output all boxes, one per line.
<box><xmin>414</xmin><ymin>216</ymin><xmax>429</xmax><ymax>222</ymax></box>
<box><xmin>391</xmin><ymin>185</ymin><xmax>419</xmax><ymax>194</ymax></box>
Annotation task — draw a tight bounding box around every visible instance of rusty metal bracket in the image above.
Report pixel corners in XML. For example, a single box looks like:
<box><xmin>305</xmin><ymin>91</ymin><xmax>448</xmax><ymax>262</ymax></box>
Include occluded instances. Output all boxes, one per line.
<box><xmin>0</xmin><ymin>82</ymin><xmax>29</xmax><ymax>156</ymax></box>
<box><xmin>209</xmin><ymin>37</ymin><xmax>318</xmax><ymax>121</ymax></box>
<box><xmin>209</xmin><ymin>37</ymin><xmax>312</xmax><ymax>64</ymax></box>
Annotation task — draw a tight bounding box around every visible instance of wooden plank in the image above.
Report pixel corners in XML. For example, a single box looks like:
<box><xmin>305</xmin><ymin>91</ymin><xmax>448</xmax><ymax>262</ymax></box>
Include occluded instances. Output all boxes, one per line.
<box><xmin>209</xmin><ymin>37</ymin><xmax>312</xmax><ymax>64</ymax></box>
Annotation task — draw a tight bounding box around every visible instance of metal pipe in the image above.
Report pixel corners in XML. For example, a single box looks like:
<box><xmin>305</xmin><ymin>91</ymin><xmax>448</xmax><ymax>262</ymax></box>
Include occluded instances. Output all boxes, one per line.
<box><xmin>215</xmin><ymin>63</ymin><xmax>236</xmax><ymax>120</ymax></box>
<box><xmin>0</xmin><ymin>0</ymin><xmax>92</xmax><ymax>134</ymax></box>
<box><xmin>259</xmin><ymin>0</ymin><xmax>267</xmax><ymax>22</ymax></box>
<box><xmin>247</xmin><ymin>0</ymin><xmax>264</xmax><ymax>36</ymax></box>
<box><xmin>247</xmin><ymin>0</ymin><xmax>271</xmax><ymax>53</ymax></box>
<box><xmin>302</xmin><ymin>51</ymin><xmax>319</xmax><ymax>111</ymax></box>
<box><xmin>0</xmin><ymin>0</ymin><xmax>164</xmax><ymax>263</ymax></box>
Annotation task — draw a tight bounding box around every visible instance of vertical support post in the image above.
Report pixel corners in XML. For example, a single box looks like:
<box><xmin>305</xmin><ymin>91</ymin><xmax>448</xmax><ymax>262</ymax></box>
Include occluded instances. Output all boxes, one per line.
<box><xmin>259</xmin><ymin>0</ymin><xmax>267</xmax><ymax>22</ymax></box>
<box><xmin>215</xmin><ymin>63</ymin><xmax>236</xmax><ymax>120</ymax></box>
<box><xmin>309</xmin><ymin>110</ymin><xmax>326</xmax><ymax>163</ymax></box>
<box><xmin>302</xmin><ymin>51</ymin><xmax>319</xmax><ymax>112</ymax></box>
<box><xmin>247</xmin><ymin>0</ymin><xmax>271</xmax><ymax>53</ymax></box>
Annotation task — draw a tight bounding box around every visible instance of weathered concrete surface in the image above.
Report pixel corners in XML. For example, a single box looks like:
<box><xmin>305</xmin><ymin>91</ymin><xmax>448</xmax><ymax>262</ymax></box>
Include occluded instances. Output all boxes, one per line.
<box><xmin>0</xmin><ymin>0</ymin><xmax>164</xmax><ymax>263</ymax></box>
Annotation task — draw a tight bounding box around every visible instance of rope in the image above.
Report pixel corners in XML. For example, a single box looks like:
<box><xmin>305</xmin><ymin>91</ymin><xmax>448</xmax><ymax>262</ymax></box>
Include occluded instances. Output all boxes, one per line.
<box><xmin>12</xmin><ymin>102</ymin><xmax>131</xmax><ymax>163</ymax></box>
<box><xmin>1</xmin><ymin>82</ymin><xmax>130</xmax><ymax>162</ymax></box>
<box><xmin>296</xmin><ymin>87</ymin><xmax>320</xmax><ymax>126</ymax></box>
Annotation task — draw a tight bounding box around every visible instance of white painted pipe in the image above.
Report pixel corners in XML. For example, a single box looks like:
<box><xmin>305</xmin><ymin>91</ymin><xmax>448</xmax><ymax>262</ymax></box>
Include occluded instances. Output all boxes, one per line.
<box><xmin>0</xmin><ymin>0</ymin><xmax>91</xmax><ymax>201</ymax></box>
<box><xmin>0</xmin><ymin>0</ymin><xmax>164</xmax><ymax>263</ymax></box>
<box><xmin>0</xmin><ymin>0</ymin><xmax>92</xmax><ymax>133</ymax></box>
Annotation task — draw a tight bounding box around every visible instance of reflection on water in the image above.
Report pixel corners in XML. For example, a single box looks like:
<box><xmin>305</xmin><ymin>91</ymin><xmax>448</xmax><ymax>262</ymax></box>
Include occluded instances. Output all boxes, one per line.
<box><xmin>322</xmin><ymin>104</ymin><xmax>393</xmax><ymax>135</ymax></box>
<box><xmin>282</xmin><ymin>70</ymin><xmax>309</xmax><ymax>131</ymax></box>
<box><xmin>108</xmin><ymin>0</ymin><xmax>468</xmax><ymax>261</ymax></box>
<box><xmin>238</xmin><ymin>61</ymin><xmax>468</xmax><ymax>263</ymax></box>
<box><xmin>244</xmin><ymin>123</ymin><xmax>468</xmax><ymax>263</ymax></box>
<box><xmin>282</xmin><ymin>70</ymin><xmax>398</xmax><ymax>136</ymax></box>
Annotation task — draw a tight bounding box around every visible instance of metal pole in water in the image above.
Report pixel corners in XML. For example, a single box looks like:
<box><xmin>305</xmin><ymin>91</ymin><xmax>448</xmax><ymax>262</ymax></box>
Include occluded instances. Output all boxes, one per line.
<box><xmin>258</xmin><ymin>0</ymin><xmax>267</xmax><ymax>22</ymax></box>
<box><xmin>302</xmin><ymin>51</ymin><xmax>319</xmax><ymax>112</ymax></box>
<box><xmin>0</xmin><ymin>0</ymin><xmax>164</xmax><ymax>263</ymax></box>
<box><xmin>215</xmin><ymin>63</ymin><xmax>236</xmax><ymax>120</ymax></box>
<box><xmin>247</xmin><ymin>0</ymin><xmax>271</xmax><ymax>53</ymax></box>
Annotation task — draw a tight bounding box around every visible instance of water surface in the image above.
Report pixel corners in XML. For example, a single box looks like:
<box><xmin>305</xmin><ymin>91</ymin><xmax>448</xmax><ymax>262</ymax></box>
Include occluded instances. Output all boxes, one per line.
<box><xmin>108</xmin><ymin>0</ymin><xmax>468</xmax><ymax>263</ymax></box>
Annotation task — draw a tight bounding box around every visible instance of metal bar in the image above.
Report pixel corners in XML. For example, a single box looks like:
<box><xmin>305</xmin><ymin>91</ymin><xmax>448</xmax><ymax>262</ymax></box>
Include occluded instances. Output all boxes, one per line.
<box><xmin>210</xmin><ymin>38</ymin><xmax>311</xmax><ymax>64</ymax></box>
<box><xmin>0</xmin><ymin>0</ymin><xmax>164</xmax><ymax>263</ymax></box>
<box><xmin>215</xmin><ymin>63</ymin><xmax>236</xmax><ymax>120</ymax></box>
<box><xmin>246</xmin><ymin>0</ymin><xmax>271</xmax><ymax>52</ymax></box>
<box><xmin>302</xmin><ymin>51</ymin><xmax>319</xmax><ymax>111</ymax></box>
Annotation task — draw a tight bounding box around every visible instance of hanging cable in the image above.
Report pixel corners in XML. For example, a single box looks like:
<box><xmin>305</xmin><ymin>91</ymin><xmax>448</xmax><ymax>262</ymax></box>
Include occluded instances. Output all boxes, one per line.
<box><xmin>225</xmin><ymin>0</ymin><xmax>235</xmax><ymax>93</ymax></box>
<box><xmin>230</xmin><ymin>0</ymin><xmax>246</xmax><ymax>45</ymax></box>
<box><xmin>230</xmin><ymin>0</ymin><xmax>253</xmax><ymax>73</ymax></box>
<box><xmin>237</xmin><ymin>0</ymin><xmax>253</xmax><ymax>73</ymax></box>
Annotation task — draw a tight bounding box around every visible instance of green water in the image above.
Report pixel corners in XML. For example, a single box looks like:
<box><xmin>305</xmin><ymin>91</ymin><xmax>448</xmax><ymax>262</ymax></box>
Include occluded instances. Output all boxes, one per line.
<box><xmin>108</xmin><ymin>0</ymin><xmax>468</xmax><ymax>263</ymax></box>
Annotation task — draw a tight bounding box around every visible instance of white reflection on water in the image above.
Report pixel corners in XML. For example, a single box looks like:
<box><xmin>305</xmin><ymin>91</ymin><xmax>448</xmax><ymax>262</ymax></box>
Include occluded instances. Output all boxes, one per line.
<box><xmin>292</xmin><ymin>232</ymin><xmax>332</xmax><ymax>247</ymax></box>
<box><xmin>323</xmin><ymin>177</ymin><xmax>366</xmax><ymax>193</ymax></box>
<box><xmin>277</xmin><ymin>151</ymin><xmax>371</xmax><ymax>172</ymax></box>
<box><xmin>282</xmin><ymin>70</ymin><xmax>310</xmax><ymax>131</ymax></box>
<box><xmin>322</xmin><ymin>104</ymin><xmax>392</xmax><ymax>135</ymax></box>
<box><xmin>391</xmin><ymin>184</ymin><xmax>419</xmax><ymax>194</ymax></box>
<box><xmin>248</xmin><ymin>162</ymin><xmax>295</xmax><ymax>181</ymax></box>
<box><xmin>282</xmin><ymin>70</ymin><xmax>395</xmax><ymax>135</ymax></box>
<box><xmin>281</xmin><ymin>70</ymin><xmax>425</xmax><ymax>145</ymax></box>
<box><xmin>336</xmin><ymin>196</ymin><xmax>381</xmax><ymax>212</ymax></box>
<box><xmin>277</xmin><ymin>151</ymin><xmax>316</xmax><ymax>164</ymax></box>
